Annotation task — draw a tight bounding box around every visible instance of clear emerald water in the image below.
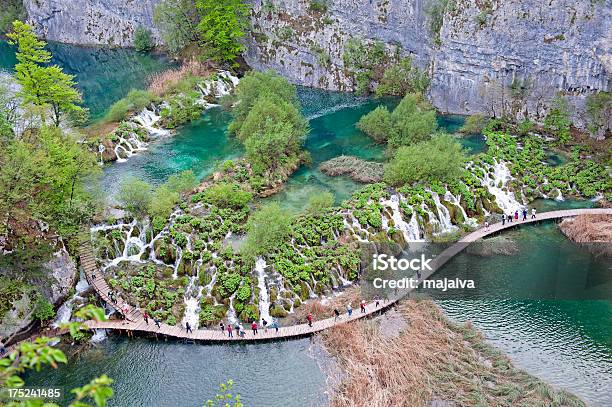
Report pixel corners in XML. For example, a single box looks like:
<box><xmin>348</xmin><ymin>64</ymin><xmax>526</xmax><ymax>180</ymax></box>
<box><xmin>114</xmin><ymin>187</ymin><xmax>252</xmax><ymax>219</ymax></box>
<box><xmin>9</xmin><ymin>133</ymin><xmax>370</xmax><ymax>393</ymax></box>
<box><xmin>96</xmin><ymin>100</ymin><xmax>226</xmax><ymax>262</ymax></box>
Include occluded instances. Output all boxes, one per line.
<box><xmin>436</xmin><ymin>222</ymin><xmax>612</xmax><ymax>406</ymax></box>
<box><xmin>25</xmin><ymin>338</ymin><xmax>328</xmax><ymax>407</ymax></box>
<box><xmin>0</xmin><ymin>41</ymin><xmax>175</xmax><ymax>120</ymax></box>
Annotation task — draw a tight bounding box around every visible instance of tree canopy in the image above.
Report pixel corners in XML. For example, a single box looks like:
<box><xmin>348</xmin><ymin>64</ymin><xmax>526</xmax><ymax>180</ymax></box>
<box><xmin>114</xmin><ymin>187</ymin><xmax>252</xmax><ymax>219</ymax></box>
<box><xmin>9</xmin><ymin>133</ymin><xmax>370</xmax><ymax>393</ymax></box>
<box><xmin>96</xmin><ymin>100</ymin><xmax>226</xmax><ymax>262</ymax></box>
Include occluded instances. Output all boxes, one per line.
<box><xmin>383</xmin><ymin>134</ymin><xmax>467</xmax><ymax>186</ymax></box>
<box><xmin>357</xmin><ymin>92</ymin><xmax>438</xmax><ymax>149</ymax></box>
<box><xmin>242</xmin><ymin>203</ymin><xmax>292</xmax><ymax>261</ymax></box>
<box><xmin>153</xmin><ymin>0</ymin><xmax>200</xmax><ymax>54</ymax></box>
<box><xmin>195</xmin><ymin>0</ymin><xmax>250</xmax><ymax>64</ymax></box>
<box><xmin>7</xmin><ymin>21</ymin><xmax>84</xmax><ymax>126</ymax></box>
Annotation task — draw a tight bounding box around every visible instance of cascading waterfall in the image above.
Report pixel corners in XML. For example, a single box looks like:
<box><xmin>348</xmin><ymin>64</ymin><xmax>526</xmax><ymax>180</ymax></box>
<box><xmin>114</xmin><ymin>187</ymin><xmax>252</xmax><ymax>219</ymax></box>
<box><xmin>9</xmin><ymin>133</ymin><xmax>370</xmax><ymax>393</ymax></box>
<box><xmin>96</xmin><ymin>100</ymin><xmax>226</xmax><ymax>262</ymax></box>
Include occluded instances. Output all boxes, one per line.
<box><xmin>51</xmin><ymin>270</ymin><xmax>90</xmax><ymax>328</ymax></box>
<box><xmin>428</xmin><ymin>190</ymin><xmax>457</xmax><ymax>234</ymax></box>
<box><xmin>380</xmin><ymin>195</ymin><xmax>423</xmax><ymax>242</ymax></box>
<box><xmin>444</xmin><ymin>190</ymin><xmax>478</xmax><ymax>227</ymax></box>
<box><xmin>478</xmin><ymin>159</ymin><xmax>524</xmax><ymax>214</ymax></box>
<box><xmin>255</xmin><ymin>257</ymin><xmax>274</xmax><ymax>324</ymax></box>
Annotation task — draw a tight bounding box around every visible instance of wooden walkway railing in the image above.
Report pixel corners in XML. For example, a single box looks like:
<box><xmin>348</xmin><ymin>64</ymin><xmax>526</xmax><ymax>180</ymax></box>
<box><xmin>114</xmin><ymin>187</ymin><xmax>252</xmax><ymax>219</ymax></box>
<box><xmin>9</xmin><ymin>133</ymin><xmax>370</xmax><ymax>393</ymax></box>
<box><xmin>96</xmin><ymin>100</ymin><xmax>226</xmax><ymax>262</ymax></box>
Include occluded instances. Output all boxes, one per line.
<box><xmin>82</xmin><ymin>208</ymin><xmax>612</xmax><ymax>342</ymax></box>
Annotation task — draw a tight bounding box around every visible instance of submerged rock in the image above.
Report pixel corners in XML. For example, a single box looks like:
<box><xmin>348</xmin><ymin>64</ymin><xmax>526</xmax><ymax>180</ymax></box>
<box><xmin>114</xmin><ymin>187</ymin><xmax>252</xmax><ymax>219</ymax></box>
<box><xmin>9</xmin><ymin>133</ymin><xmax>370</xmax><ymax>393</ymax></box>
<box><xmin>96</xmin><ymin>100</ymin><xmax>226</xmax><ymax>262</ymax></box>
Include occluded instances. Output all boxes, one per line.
<box><xmin>319</xmin><ymin>155</ymin><xmax>384</xmax><ymax>183</ymax></box>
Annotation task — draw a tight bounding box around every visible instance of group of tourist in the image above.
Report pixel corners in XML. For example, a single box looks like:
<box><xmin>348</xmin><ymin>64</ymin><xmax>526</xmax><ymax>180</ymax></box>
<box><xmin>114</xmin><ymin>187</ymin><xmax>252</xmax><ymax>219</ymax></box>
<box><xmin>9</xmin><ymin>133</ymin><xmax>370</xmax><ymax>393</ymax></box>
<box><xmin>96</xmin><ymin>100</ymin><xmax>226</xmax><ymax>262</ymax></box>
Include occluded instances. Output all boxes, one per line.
<box><xmin>218</xmin><ymin>317</ymin><xmax>281</xmax><ymax>338</ymax></box>
<box><xmin>485</xmin><ymin>208</ymin><xmax>537</xmax><ymax>231</ymax></box>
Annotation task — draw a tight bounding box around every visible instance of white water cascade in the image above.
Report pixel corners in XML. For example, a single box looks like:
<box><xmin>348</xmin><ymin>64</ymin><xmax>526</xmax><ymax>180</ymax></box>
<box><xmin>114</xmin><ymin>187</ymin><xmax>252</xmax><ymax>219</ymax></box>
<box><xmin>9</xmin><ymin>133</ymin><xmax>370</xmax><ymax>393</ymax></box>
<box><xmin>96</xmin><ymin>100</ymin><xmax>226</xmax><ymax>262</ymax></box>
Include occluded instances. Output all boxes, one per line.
<box><xmin>444</xmin><ymin>190</ymin><xmax>478</xmax><ymax>227</ymax></box>
<box><xmin>51</xmin><ymin>270</ymin><xmax>90</xmax><ymax>328</ymax></box>
<box><xmin>255</xmin><ymin>257</ymin><xmax>273</xmax><ymax>324</ymax></box>
<box><xmin>381</xmin><ymin>195</ymin><xmax>423</xmax><ymax>242</ymax></box>
<box><xmin>478</xmin><ymin>159</ymin><xmax>524</xmax><ymax>214</ymax></box>
<box><xmin>428</xmin><ymin>190</ymin><xmax>457</xmax><ymax>234</ymax></box>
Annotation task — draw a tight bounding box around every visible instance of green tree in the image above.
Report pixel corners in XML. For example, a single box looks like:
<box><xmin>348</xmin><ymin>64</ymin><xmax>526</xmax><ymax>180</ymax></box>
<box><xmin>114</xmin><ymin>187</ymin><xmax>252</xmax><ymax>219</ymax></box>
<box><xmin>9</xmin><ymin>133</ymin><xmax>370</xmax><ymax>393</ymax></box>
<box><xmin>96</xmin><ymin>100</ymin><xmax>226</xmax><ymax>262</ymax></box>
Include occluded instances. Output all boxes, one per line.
<box><xmin>149</xmin><ymin>185</ymin><xmax>179</xmax><ymax>219</ymax></box>
<box><xmin>245</xmin><ymin>120</ymin><xmax>303</xmax><ymax>174</ymax></box>
<box><xmin>357</xmin><ymin>93</ymin><xmax>437</xmax><ymax>149</ymax></box>
<box><xmin>375</xmin><ymin>57</ymin><xmax>430</xmax><ymax>97</ymax></box>
<box><xmin>118</xmin><ymin>177</ymin><xmax>153</xmax><ymax>218</ymax></box>
<box><xmin>227</xmin><ymin>70</ymin><xmax>300</xmax><ymax>135</ymax></box>
<box><xmin>459</xmin><ymin>113</ymin><xmax>489</xmax><ymax>134</ymax></box>
<box><xmin>134</xmin><ymin>26</ymin><xmax>154</xmax><ymax>52</ymax></box>
<box><xmin>33</xmin><ymin>297</ymin><xmax>55</xmax><ymax>322</ymax></box>
<box><xmin>544</xmin><ymin>96</ymin><xmax>571</xmax><ymax>143</ymax></box>
<box><xmin>206</xmin><ymin>380</ymin><xmax>243</xmax><ymax>407</ymax></box>
<box><xmin>7</xmin><ymin>21</ymin><xmax>84</xmax><ymax>126</ymax></box>
<box><xmin>165</xmin><ymin>170</ymin><xmax>198</xmax><ymax>194</ymax></box>
<box><xmin>242</xmin><ymin>203</ymin><xmax>292</xmax><ymax>260</ymax></box>
<box><xmin>154</xmin><ymin>0</ymin><xmax>200</xmax><ymax>54</ymax></box>
<box><xmin>305</xmin><ymin>191</ymin><xmax>334</xmax><ymax>214</ymax></box>
<box><xmin>383</xmin><ymin>134</ymin><xmax>467</xmax><ymax>186</ymax></box>
<box><xmin>585</xmin><ymin>91</ymin><xmax>611</xmax><ymax>138</ymax></box>
<box><xmin>356</xmin><ymin>105</ymin><xmax>393</xmax><ymax>143</ymax></box>
<box><xmin>0</xmin><ymin>126</ymin><xmax>99</xmax><ymax>242</ymax></box>
<box><xmin>195</xmin><ymin>0</ymin><xmax>250</xmax><ymax>63</ymax></box>
<box><xmin>0</xmin><ymin>0</ymin><xmax>26</xmax><ymax>34</ymax></box>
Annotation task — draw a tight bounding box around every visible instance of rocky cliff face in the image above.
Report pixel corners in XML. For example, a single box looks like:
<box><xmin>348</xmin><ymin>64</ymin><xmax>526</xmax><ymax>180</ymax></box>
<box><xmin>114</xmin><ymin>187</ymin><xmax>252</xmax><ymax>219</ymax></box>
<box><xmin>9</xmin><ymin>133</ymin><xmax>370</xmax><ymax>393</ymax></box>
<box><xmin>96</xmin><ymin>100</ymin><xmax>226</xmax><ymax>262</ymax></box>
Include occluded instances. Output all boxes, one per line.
<box><xmin>23</xmin><ymin>0</ymin><xmax>162</xmax><ymax>47</ymax></box>
<box><xmin>23</xmin><ymin>0</ymin><xmax>611</xmax><ymax>127</ymax></box>
<box><xmin>245</xmin><ymin>0</ymin><xmax>611</xmax><ymax>127</ymax></box>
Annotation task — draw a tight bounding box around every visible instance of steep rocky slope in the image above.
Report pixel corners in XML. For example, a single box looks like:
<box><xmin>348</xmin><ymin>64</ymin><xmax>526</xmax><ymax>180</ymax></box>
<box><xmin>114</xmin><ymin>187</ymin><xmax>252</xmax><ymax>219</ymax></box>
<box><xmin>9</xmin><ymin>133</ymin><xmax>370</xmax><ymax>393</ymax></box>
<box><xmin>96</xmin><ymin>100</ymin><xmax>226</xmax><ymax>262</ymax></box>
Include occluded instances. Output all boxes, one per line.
<box><xmin>22</xmin><ymin>0</ymin><xmax>611</xmax><ymax>128</ymax></box>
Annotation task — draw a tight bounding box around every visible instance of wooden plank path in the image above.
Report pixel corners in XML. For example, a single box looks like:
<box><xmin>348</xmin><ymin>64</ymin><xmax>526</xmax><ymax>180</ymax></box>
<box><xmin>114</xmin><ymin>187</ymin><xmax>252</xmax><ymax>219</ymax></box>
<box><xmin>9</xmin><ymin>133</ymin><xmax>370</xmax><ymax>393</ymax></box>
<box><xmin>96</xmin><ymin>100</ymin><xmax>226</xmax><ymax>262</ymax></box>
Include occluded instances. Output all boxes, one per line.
<box><xmin>83</xmin><ymin>208</ymin><xmax>612</xmax><ymax>342</ymax></box>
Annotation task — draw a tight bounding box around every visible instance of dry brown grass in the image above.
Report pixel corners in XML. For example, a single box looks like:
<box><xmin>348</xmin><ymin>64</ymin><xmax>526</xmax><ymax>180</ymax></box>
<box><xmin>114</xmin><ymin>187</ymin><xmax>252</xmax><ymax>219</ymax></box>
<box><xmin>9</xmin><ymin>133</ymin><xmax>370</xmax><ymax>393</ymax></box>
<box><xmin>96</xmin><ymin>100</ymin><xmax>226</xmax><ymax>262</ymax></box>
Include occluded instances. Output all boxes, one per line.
<box><xmin>320</xmin><ymin>300</ymin><xmax>585</xmax><ymax>407</ymax></box>
<box><xmin>559</xmin><ymin>214</ymin><xmax>612</xmax><ymax>256</ymax></box>
<box><xmin>147</xmin><ymin>59</ymin><xmax>213</xmax><ymax>96</ymax></box>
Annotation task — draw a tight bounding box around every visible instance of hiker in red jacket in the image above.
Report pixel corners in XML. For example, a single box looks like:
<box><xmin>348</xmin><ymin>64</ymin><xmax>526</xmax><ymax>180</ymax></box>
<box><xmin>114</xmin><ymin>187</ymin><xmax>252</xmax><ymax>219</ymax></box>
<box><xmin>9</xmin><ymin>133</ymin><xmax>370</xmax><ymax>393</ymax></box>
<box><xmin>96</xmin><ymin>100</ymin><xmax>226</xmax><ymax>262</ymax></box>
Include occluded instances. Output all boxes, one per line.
<box><xmin>227</xmin><ymin>324</ymin><xmax>233</xmax><ymax>338</ymax></box>
<box><xmin>307</xmin><ymin>313</ymin><xmax>313</xmax><ymax>327</ymax></box>
<box><xmin>251</xmin><ymin>321</ymin><xmax>258</xmax><ymax>335</ymax></box>
<box><xmin>360</xmin><ymin>300</ymin><xmax>366</xmax><ymax>313</ymax></box>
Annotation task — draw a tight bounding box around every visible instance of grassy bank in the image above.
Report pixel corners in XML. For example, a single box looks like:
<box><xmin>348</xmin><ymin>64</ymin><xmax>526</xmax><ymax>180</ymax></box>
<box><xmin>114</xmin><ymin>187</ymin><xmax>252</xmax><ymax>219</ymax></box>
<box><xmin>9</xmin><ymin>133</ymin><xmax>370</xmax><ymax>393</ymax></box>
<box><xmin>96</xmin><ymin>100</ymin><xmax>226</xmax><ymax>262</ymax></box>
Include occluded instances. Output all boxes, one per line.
<box><xmin>320</xmin><ymin>299</ymin><xmax>585</xmax><ymax>407</ymax></box>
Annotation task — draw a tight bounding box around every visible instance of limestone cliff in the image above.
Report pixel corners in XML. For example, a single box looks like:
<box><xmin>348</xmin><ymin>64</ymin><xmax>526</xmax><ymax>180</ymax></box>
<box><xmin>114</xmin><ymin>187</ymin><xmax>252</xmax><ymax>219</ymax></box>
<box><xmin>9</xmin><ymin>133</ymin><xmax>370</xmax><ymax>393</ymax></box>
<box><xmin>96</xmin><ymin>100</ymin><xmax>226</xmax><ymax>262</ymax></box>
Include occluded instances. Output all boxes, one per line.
<box><xmin>22</xmin><ymin>0</ymin><xmax>612</xmax><ymax>128</ymax></box>
<box><xmin>23</xmin><ymin>0</ymin><xmax>162</xmax><ymax>47</ymax></box>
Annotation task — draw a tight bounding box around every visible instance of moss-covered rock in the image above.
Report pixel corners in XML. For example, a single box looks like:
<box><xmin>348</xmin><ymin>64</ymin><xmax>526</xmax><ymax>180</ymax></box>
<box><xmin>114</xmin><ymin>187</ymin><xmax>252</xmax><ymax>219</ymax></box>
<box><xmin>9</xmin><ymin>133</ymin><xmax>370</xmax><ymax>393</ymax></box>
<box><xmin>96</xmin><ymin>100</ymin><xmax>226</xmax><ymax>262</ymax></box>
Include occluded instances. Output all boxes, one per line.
<box><xmin>270</xmin><ymin>304</ymin><xmax>288</xmax><ymax>318</ymax></box>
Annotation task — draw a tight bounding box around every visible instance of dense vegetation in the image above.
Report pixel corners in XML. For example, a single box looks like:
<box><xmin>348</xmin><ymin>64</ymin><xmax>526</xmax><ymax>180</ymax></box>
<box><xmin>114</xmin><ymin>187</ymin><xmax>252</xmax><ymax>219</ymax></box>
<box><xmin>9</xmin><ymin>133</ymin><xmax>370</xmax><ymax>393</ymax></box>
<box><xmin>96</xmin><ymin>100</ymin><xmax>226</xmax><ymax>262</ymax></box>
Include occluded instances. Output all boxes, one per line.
<box><xmin>153</xmin><ymin>0</ymin><xmax>250</xmax><ymax>64</ymax></box>
<box><xmin>358</xmin><ymin>93</ymin><xmax>438</xmax><ymax>149</ymax></box>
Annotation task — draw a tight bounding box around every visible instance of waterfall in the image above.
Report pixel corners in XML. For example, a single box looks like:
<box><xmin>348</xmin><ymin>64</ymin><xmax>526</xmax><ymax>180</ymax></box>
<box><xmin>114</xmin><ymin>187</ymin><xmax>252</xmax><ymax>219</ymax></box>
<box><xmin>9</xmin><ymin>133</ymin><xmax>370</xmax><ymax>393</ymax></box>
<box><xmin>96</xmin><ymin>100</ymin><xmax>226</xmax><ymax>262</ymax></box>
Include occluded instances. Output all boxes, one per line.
<box><xmin>51</xmin><ymin>270</ymin><xmax>90</xmax><ymax>328</ymax></box>
<box><xmin>427</xmin><ymin>190</ymin><xmax>457</xmax><ymax>234</ymax></box>
<box><xmin>255</xmin><ymin>258</ymin><xmax>273</xmax><ymax>324</ymax></box>
<box><xmin>380</xmin><ymin>195</ymin><xmax>423</xmax><ymax>242</ymax></box>
<box><xmin>444</xmin><ymin>190</ymin><xmax>478</xmax><ymax>227</ymax></box>
<box><xmin>226</xmin><ymin>295</ymin><xmax>238</xmax><ymax>325</ymax></box>
<box><xmin>478</xmin><ymin>159</ymin><xmax>523</xmax><ymax>214</ymax></box>
<box><xmin>132</xmin><ymin>108</ymin><xmax>170</xmax><ymax>137</ymax></box>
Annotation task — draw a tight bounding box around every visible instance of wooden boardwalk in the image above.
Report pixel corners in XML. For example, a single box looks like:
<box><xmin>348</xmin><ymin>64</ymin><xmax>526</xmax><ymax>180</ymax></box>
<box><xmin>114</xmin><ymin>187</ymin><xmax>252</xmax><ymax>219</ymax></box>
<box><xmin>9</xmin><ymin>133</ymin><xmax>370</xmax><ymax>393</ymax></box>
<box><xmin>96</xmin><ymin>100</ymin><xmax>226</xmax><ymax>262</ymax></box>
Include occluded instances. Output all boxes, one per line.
<box><xmin>83</xmin><ymin>208</ymin><xmax>612</xmax><ymax>342</ymax></box>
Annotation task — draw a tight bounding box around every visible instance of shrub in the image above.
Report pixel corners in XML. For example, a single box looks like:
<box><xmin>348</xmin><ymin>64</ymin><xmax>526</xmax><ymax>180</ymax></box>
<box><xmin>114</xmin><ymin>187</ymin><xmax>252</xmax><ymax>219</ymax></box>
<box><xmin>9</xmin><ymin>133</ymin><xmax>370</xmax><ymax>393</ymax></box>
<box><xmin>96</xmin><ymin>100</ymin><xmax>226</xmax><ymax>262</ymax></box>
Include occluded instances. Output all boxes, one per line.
<box><xmin>375</xmin><ymin>57</ymin><xmax>430</xmax><ymax>97</ymax></box>
<box><xmin>306</xmin><ymin>191</ymin><xmax>334</xmax><ymax>214</ymax></box>
<box><xmin>149</xmin><ymin>185</ymin><xmax>179</xmax><ymax>219</ymax></box>
<box><xmin>544</xmin><ymin>96</ymin><xmax>571</xmax><ymax>144</ymax></box>
<box><xmin>384</xmin><ymin>134</ymin><xmax>467</xmax><ymax>186</ymax></box>
<box><xmin>242</xmin><ymin>203</ymin><xmax>292</xmax><ymax>260</ymax></box>
<box><xmin>118</xmin><ymin>177</ymin><xmax>153</xmax><ymax>217</ymax></box>
<box><xmin>459</xmin><ymin>113</ymin><xmax>489</xmax><ymax>134</ymax></box>
<box><xmin>357</xmin><ymin>106</ymin><xmax>394</xmax><ymax>143</ymax></box>
<box><xmin>198</xmin><ymin>183</ymin><xmax>252</xmax><ymax>209</ymax></box>
<box><xmin>134</xmin><ymin>26</ymin><xmax>154</xmax><ymax>52</ymax></box>
<box><xmin>585</xmin><ymin>92</ymin><xmax>611</xmax><ymax>137</ymax></box>
<box><xmin>153</xmin><ymin>0</ymin><xmax>199</xmax><ymax>54</ymax></box>
<box><xmin>105</xmin><ymin>89</ymin><xmax>157</xmax><ymax>122</ymax></box>
<box><xmin>309</xmin><ymin>0</ymin><xmax>328</xmax><ymax>13</ymax></box>
<box><xmin>33</xmin><ymin>297</ymin><xmax>55</xmax><ymax>322</ymax></box>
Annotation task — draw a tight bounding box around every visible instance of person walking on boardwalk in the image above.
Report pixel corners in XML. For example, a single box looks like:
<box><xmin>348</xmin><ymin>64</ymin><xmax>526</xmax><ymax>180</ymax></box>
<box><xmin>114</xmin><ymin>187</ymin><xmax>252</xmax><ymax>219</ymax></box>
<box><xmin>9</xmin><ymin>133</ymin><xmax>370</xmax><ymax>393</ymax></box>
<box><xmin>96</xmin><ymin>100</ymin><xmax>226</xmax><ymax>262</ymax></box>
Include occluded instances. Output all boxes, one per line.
<box><xmin>227</xmin><ymin>324</ymin><xmax>233</xmax><ymax>338</ymax></box>
<box><xmin>262</xmin><ymin>319</ymin><xmax>268</xmax><ymax>332</ymax></box>
<box><xmin>219</xmin><ymin>321</ymin><xmax>225</xmax><ymax>333</ymax></box>
<box><xmin>347</xmin><ymin>304</ymin><xmax>353</xmax><ymax>317</ymax></box>
<box><xmin>307</xmin><ymin>313</ymin><xmax>313</xmax><ymax>327</ymax></box>
<box><xmin>239</xmin><ymin>324</ymin><xmax>245</xmax><ymax>338</ymax></box>
<box><xmin>531</xmin><ymin>208</ymin><xmax>537</xmax><ymax>219</ymax></box>
<box><xmin>143</xmin><ymin>311</ymin><xmax>149</xmax><ymax>325</ymax></box>
<box><xmin>334</xmin><ymin>308</ymin><xmax>340</xmax><ymax>321</ymax></box>
<box><xmin>514</xmin><ymin>210</ymin><xmax>519</xmax><ymax>221</ymax></box>
<box><xmin>522</xmin><ymin>208</ymin><xmax>527</xmax><ymax>221</ymax></box>
<box><xmin>251</xmin><ymin>321</ymin><xmax>258</xmax><ymax>335</ymax></box>
<box><xmin>507</xmin><ymin>213</ymin><xmax>513</xmax><ymax>223</ymax></box>
<box><xmin>375</xmin><ymin>297</ymin><xmax>380</xmax><ymax>308</ymax></box>
<box><xmin>501</xmin><ymin>215</ymin><xmax>505</xmax><ymax>226</ymax></box>
<box><xmin>272</xmin><ymin>318</ymin><xmax>279</xmax><ymax>333</ymax></box>
<box><xmin>234</xmin><ymin>322</ymin><xmax>240</xmax><ymax>334</ymax></box>
<box><xmin>154</xmin><ymin>318</ymin><xmax>161</xmax><ymax>329</ymax></box>
<box><xmin>185</xmin><ymin>321</ymin><xmax>193</xmax><ymax>333</ymax></box>
<box><xmin>360</xmin><ymin>300</ymin><xmax>366</xmax><ymax>313</ymax></box>
<box><xmin>484</xmin><ymin>221</ymin><xmax>490</xmax><ymax>231</ymax></box>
